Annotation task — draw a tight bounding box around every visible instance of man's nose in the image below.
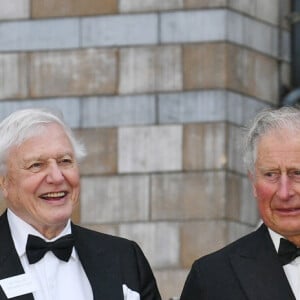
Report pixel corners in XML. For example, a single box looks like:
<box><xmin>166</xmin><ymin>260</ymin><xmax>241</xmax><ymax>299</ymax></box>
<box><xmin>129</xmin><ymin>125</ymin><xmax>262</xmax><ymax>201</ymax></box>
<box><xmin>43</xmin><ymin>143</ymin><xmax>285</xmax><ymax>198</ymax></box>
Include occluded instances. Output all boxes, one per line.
<box><xmin>277</xmin><ymin>175</ymin><xmax>294</xmax><ymax>200</ymax></box>
<box><xmin>46</xmin><ymin>162</ymin><xmax>64</xmax><ymax>184</ymax></box>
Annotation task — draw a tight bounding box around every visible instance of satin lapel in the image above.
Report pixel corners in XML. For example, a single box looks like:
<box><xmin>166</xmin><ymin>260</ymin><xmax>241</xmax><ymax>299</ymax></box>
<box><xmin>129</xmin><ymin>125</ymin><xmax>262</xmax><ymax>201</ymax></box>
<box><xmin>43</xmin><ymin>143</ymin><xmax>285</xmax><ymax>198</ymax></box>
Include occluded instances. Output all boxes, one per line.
<box><xmin>0</xmin><ymin>212</ymin><xmax>34</xmax><ymax>300</ymax></box>
<box><xmin>72</xmin><ymin>224</ymin><xmax>124</xmax><ymax>300</ymax></box>
<box><xmin>230</xmin><ymin>225</ymin><xmax>295</xmax><ymax>300</ymax></box>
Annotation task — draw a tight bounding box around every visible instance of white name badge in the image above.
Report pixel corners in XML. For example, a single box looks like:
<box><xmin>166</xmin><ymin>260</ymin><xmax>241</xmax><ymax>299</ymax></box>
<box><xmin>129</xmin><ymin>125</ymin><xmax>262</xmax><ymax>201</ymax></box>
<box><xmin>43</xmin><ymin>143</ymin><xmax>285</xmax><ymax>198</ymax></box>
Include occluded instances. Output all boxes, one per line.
<box><xmin>0</xmin><ymin>273</ymin><xmax>37</xmax><ymax>298</ymax></box>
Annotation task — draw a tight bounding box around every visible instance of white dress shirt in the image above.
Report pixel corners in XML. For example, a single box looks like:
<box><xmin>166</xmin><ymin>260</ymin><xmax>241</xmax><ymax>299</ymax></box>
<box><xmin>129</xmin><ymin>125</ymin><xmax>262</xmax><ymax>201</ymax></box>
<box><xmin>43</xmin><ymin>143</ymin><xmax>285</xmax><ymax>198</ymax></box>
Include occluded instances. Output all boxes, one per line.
<box><xmin>269</xmin><ymin>228</ymin><xmax>300</xmax><ymax>300</ymax></box>
<box><xmin>7</xmin><ymin>209</ymin><xmax>93</xmax><ymax>300</ymax></box>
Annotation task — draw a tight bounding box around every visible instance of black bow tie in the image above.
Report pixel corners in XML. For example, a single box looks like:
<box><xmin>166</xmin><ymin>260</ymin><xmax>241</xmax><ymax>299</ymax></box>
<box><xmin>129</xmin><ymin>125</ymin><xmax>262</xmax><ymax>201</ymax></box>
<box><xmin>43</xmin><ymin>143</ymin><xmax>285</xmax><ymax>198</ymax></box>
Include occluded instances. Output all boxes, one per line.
<box><xmin>278</xmin><ymin>238</ymin><xmax>300</xmax><ymax>266</ymax></box>
<box><xmin>26</xmin><ymin>234</ymin><xmax>74</xmax><ymax>264</ymax></box>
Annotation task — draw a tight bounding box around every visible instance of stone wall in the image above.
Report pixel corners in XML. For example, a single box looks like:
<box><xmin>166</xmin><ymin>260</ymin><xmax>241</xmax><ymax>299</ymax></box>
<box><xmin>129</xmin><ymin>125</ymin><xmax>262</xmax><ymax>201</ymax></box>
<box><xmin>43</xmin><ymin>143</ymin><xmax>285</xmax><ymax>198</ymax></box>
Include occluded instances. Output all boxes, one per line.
<box><xmin>0</xmin><ymin>0</ymin><xmax>291</xmax><ymax>298</ymax></box>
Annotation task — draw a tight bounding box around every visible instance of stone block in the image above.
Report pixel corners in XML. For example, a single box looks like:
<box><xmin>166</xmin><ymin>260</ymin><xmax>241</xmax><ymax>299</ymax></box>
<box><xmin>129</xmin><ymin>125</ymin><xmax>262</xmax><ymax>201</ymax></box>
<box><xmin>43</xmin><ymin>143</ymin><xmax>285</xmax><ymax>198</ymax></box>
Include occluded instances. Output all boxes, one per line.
<box><xmin>161</xmin><ymin>10</ymin><xmax>226</xmax><ymax>43</ymax></box>
<box><xmin>280</xmin><ymin>30</ymin><xmax>291</xmax><ymax>62</ymax></box>
<box><xmin>184</xmin><ymin>0</ymin><xmax>226</xmax><ymax>8</ymax></box>
<box><xmin>226</xmin><ymin>173</ymin><xmax>259</xmax><ymax>225</ymax></box>
<box><xmin>180</xmin><ymin>220</ymin><xmax>228</xmax><ymax>268</ymax></box>
<box><xmin>119</xmin><ymin>0</ymin><xmax>183</xmax><ymax>12</ymax></box>
<box><xmin>0</xmin><ymin>0</ymin><xmax>29</xmax><ymax>20</ymax></box>
<box><xmin>30</xmin><ymin>49</ymin><xmax>117</xmax><ymax>97</ymax></box>
<box><xmin>226</xmin><ymin>44</ymin><xmax>278</xmax><ymax>103</ymax></box>
<box><xmin>119</xmin><ymin>222</ymin><xmax>180</xmax><ymax>269</ymax></box>
<box><xmin>0</xmin><ymin>19</ymin><xmax>79</xmax><ymax>52</ymax></box>
<box><xmin>161</xmin><ymin>9</ymin><xmax>282</xmax><ymax>61</ymax></box>
<box><xmin>279</xmin><ymin>0</ymin><xmax>291</xmax><ymax>30</ymax></box>
<box><xmin>280</xmin><ymin>62</ymin><xmax>291</xmax><ymax>90</ymax></box>
<box><xmin>80</xmin><ymin>95</ymin><xmax>156</xmax><ymax>128</ymax></box>
<box><xmin>226</xmin><ymin>93</ymin><xmax>270</xmax><ymax>126</ymax></box>
<box><xmin>226</xmin><ymin>123</ymin><xmax>244</xmax><ymax>173</ymax></box>
<box><xmin>183</xmin><ymin>123</ymin><xmax>227</xmax><ymax>170</ymax></box>
<box><xmin>151</xmin><ymin>172</ymin><xmax>226</xmax><ymax>220</ymax></box>
<box><xmin>0</xmin><ymin>53</ymin><xmax>28</xmax><ymax>99</ymax></box>
<box><xmin>183</xmin><ymin>43</ymin><xmax>279</xmax><ymax>103</ymax></box>
<box><xmin>181</xmin><ymin>221</ymin><xmax>256</xmax><ymax>269</ymax></box>
<box><xmin>154</xmin><ymin>269</ymin><xmax>189</xmax><ymax>300</ymax></box>
<box><xmin>158</xmin><ymin>91</ymin><xmax>227</xmax><ymax>124</ymax></box>
<box><xmin>81</xmin><ymin>14</ymin><xmax>157</xmax><ymax>47</ymax></box>
<box><xmin>119</xmin><ymin>46</ymin><xmax>182</xmax><ymax>94</ymax></box>
<box><xmin>227</xmin><ymin>10</ymin><xmax>278</xmax><ymax>57</ymax></box>
<box><xmin>118</xmin><ymin>125</ymin><xmax>182</xmax><ymax>173</ymax></box>
<box><xmin>229</xmin><ymin>0</ymin><xmax>279</xmax><ymax>25</ymax></box>
<box><xmin>0</xmin><ymin>98</ymin><xmax>81</xmax><ymax>128</ymax></box>
<box><xmin>75</xmin><ymin>128</ymin><xmax>117</xmax><ymax>175</ymax></box>
<box><xmin>31</xmin><ymin>0</ymin><xmax>117</xmax><ymax>18</ymax></box>
<box><xmin>80</xmin><ymin>175</ymin><xmax>149</xmax><ymax>223</ymax></box>
<box><xmin>183</xmin><ymin>43</ymin><xmax>227</xmax><ymax>90</ymax></box>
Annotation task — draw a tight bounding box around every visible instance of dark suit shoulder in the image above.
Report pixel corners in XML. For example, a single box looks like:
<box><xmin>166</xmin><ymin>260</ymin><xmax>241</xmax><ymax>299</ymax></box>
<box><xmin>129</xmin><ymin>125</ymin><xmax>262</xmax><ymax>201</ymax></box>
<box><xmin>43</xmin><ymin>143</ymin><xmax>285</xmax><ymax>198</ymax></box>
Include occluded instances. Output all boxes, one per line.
<box><xmin>71</xmin><ymin>223</ymin><xmax>162</xmax><ymax>300</ymax></box>
<box><xmin>71</xmin><ymin>223</ymin><xmax>140</xmax><ymax>251</ymax></box>
<box><xmin>194</xmin><ymin>224</ymin><xmax>270</xmax><ymax>266</ymax></box>
<box><xmin>180</xmin><ymin>225</ymin><xmax>274</xmax><ymax>300</ymax></box>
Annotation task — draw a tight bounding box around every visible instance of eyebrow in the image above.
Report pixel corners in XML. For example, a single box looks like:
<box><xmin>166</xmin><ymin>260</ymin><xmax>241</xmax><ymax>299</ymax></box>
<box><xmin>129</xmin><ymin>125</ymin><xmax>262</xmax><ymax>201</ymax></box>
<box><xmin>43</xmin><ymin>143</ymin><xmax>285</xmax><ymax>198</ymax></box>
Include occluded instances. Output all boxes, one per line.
<box><xmin>23</xmin><ymin>152</ymin><xmax>74</xmax><ymax>163</ymax></box>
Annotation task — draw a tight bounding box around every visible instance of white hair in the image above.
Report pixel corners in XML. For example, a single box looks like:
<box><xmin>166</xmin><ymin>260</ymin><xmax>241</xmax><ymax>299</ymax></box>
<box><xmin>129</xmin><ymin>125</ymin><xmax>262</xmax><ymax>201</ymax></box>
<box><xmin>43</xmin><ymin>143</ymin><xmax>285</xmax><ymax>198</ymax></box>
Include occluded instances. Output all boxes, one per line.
<box><xmin>242</xmin><ymin>106</ymin><xmax>300</xmax><ymax>173</ymax></box>
<box><xmin>0</xmin><ymin>108</ymin><xmax>86</xmax><ymax>175</ymax></box>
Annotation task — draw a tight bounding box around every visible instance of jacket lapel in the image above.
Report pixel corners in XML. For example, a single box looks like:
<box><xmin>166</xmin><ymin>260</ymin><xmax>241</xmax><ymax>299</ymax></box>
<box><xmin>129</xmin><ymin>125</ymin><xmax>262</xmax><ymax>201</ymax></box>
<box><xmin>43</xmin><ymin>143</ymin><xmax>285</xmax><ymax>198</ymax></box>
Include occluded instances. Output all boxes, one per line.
<box><xmin>72</xmin><ymin>224</ymin><xmax>124</xmax><ymax>300</ymax></box>
<box><xmin>230</xmin><ymin>224</ymin><xmax>295</xmax><ymax>300</ymax></box>
<box><xmin>0</xmin><ymin>211</ymin><xmax>34</xmax><ymax>300</ymax></box>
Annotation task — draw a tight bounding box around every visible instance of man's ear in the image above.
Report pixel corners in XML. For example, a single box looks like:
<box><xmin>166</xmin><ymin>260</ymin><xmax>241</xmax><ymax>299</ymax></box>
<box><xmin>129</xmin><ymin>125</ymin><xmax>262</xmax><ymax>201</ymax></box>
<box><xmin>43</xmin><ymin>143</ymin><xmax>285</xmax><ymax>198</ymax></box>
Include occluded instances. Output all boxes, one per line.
<box><xmin>0</xmin><ymin>176</ymin><xmax>8</xmax><ymax>198</ymax></box>
<box><xmin>248</xmin><ymin>171</ymin><xmax>257</xmax><ymax>198</ymax></box>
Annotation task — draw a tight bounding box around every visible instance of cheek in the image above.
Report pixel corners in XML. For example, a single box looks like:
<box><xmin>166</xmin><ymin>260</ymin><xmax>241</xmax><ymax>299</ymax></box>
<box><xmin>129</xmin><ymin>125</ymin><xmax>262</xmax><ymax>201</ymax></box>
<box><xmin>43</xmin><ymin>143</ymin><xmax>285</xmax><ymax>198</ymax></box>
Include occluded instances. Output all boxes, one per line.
<box><xmin>254</xmin><ymin>182</ymin><xmax>276</xmax><ymax>206</ymax></box>
<box><xmin>255</xmin><ymin>184</ymin><xmax>272</xmax><ymax>198</ymax></box>
<box><xmin>65</xmin><ymin>171</ymin><xmax>80</xmax><ymax>191</ymax></box>
<box><xmin>9</xmin><ymin>175</ymin><xmax>45</xmax><ymax>202</ymax></box>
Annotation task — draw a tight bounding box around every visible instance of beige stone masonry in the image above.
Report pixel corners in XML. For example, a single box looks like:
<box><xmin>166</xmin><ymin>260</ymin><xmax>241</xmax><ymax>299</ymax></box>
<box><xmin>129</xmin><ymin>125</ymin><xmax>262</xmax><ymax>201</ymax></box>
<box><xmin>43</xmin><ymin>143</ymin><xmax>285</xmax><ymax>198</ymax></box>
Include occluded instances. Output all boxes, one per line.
<box><xmin>31</xmin><ymin>0</ymin><xmax>117</xmax><ymax>18</ymax></box>
<box><xmin>0</xmin><ymin>53</ymin><xmax>28</xmax><ymax>100</ymax></box>
<box><xmin>227</xmin><ymin>173</ymin><xmax>258</xmax><ymax>225</ymax></box>
<box><xmin>30</xmin><ymin>49</ymin><xmax>117</xmax><ymax>98</ymax></box>
<box><xmin>185</xmin><ymin>0</ymin><xmax>280</xmax><ymax>26</ymax></box>
<box><xmin>120</xmin><ymin>222</ymin><xmax>180</xmax><ymax>269</ymax></box>
<box><xmin>80</xmin><ymin>175</ymin><xmax>149</xmax><ymax>223</ymax></box>
<box><xmin>184</xmin><ymin>0</ymin><xmax>226</xmax><ymax>8</ymax></box>
<box><xmin>183</xmin><ymin>43</ymin><xmax>278</xmax><ymax>103</ymax></box>
<box><xmin>75</xmin><ymin>128</ymin><xmax>117</xmax><ymax>175</ymax></box>
<box><xmin>183</xmin><ymin>123</ymin><xmax>227</xmax><ymax>170</ymax></box>
<box><xmin>180</xmin><ymin>220</ymin><xmax>228</xmax><ymax>267</ymax></box>
<box><xmin>183</xmin><ymin>43</ymin><xmax>227</xmax><ymax>90</ymax></box>
<box><xmin>119</xmin><ymin>0</ymin><xmax>183</xmax><ymax>12</ymax></box>
<box><xmin>0</xmin><ymin>0</ymin><xmax>30</xmax><ymax>20</ymax></box>
<box><xmin>151</xmin><ymin>172</ymin><xmax>226</xmax><ymax>220</ymax></box>
<box><xmin>119</xmin><ymin>46</ymin><xmax>182</xmax><ymax>94</ymax></box>
<box><xmin>118</xmin><ymin>125</ymin><xmax>182</xmax><ymax>173</ymax></box>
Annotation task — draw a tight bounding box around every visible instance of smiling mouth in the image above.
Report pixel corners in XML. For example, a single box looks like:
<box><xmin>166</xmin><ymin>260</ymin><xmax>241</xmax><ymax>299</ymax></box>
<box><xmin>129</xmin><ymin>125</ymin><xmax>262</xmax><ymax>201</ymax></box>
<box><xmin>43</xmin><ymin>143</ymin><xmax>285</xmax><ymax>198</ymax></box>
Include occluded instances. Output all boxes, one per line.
<box><xmin>40</xmin><ymin>192</ymin><xmax>67</xmax><ymax>200</ymax></box>
<box><xmin>276</xmin><ymin>207</ymin><xmax>300</xmax><ymax>214</ymax></box>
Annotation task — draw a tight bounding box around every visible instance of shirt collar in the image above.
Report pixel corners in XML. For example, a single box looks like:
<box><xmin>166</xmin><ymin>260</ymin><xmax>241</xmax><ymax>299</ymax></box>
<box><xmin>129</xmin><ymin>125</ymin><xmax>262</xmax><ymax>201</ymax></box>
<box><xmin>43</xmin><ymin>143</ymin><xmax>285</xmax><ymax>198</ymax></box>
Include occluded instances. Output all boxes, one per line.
<box><xmin>268</xmin><ymin>227</ymin><xmax>282</xmax><ymax>253</ymax></box>
<box><xmin>7</xmin><ymin>209</ymin><xmax>74</xmax><ymax>258</ymax></box>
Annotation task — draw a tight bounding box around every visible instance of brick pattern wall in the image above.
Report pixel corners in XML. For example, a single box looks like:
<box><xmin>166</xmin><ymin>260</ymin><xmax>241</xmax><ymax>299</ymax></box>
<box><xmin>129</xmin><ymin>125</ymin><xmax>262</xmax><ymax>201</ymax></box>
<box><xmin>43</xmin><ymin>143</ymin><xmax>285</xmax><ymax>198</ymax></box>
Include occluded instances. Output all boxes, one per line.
<box><xmin>0</xmin><ymin>1</ymin><xmax>291</xmax><ymax>298</ymax></box>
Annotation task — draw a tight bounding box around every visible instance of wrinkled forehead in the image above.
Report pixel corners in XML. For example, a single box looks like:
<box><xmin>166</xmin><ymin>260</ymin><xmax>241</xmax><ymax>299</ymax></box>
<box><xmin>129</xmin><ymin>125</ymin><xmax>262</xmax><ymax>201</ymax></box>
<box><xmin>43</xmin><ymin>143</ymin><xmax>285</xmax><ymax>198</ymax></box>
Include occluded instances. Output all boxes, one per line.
<box><xmin>255</xmin><ymin>127</ymin><xmax>300</xmax><ymax>157</ymax></box>
<box><xmin>8</xmin><ymin>123</ymin><xmax>74</xmax><ymax>160</ymax></box>
<box><xmin>14</xmin><ymin>122</ymin><xmax>57</xmax><ymax>146</ymax></box>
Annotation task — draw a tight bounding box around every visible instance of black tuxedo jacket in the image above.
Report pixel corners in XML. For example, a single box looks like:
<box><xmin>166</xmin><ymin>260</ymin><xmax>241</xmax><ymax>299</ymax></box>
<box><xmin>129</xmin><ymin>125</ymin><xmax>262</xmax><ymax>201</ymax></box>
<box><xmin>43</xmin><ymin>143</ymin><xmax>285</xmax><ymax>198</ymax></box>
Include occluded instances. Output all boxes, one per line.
<box><xmin>0</xmin><ymin>211</ymin><xmax>161</xmax><ymax>300</ymax></box>
<box><xmin>180</xmin><ymin>224</ymin><xmax>296</xmax><ymax>300</ymax></box>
